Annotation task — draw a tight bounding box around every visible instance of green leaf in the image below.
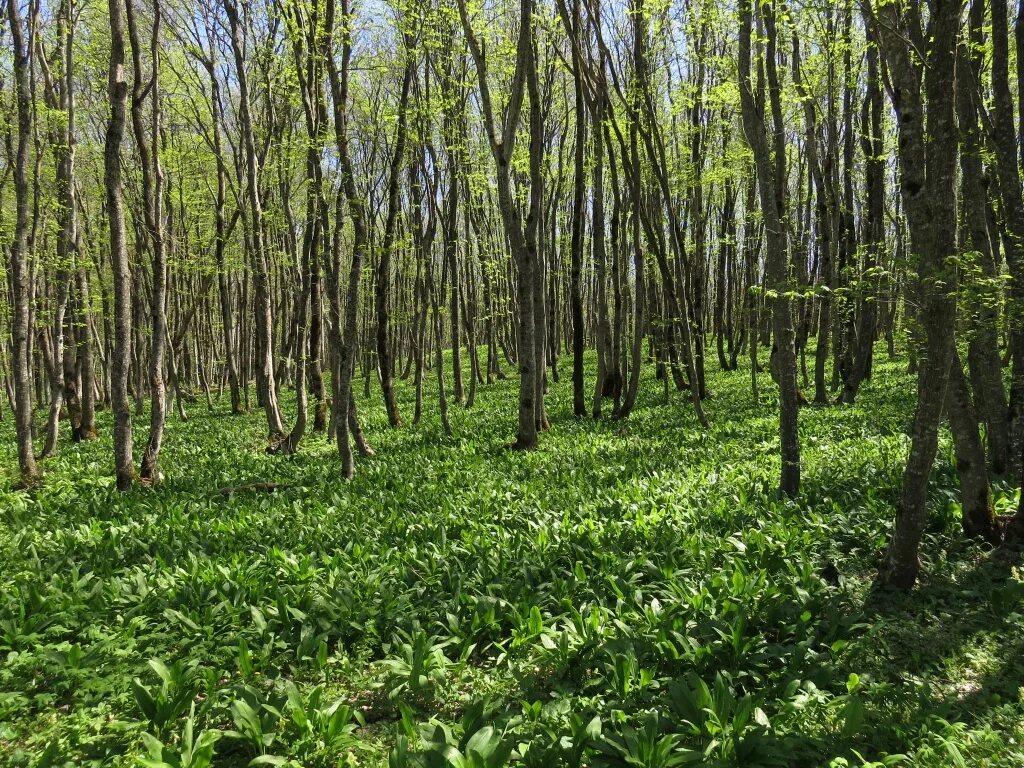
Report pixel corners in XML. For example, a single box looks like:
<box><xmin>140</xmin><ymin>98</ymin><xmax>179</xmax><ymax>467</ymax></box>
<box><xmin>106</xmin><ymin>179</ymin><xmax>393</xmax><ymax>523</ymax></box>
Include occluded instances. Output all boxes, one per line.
<box><xmin>846</xmin><ymin>673</ymin><xmax>861</xmax><ymax>694</ymax></box>
<box><xmin>133</xmin><ymin>679</ymin><xmax>158</xmax><ymax>722</ymax></box>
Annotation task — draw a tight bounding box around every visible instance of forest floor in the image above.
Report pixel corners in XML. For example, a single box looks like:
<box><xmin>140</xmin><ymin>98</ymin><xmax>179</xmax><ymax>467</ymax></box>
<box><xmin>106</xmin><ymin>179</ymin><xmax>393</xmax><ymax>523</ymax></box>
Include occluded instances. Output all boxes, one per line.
<box><xmin>1</xmin><ymin>348</ymin><xmax>1023</xmax><ymax>767</ymax></box>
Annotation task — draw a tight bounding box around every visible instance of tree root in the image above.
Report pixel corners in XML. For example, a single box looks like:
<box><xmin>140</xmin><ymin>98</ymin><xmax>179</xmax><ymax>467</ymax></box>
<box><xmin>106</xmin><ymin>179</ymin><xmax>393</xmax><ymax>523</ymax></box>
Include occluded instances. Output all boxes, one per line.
<box><xmin>265</xmin><ymin>434</ymin><xmax>298</xmax><ymax>456</ymax></box>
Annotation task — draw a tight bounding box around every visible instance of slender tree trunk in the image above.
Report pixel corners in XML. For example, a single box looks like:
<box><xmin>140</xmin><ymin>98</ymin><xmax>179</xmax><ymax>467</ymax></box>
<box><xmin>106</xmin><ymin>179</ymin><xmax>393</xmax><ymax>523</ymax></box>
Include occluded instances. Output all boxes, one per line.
<box><xmin>375</xmin><ymin>35</ymin><xmax>415</xmax><ymax>429</ymax></box>
<box><xmin>458</xmin><ymin>0</ymin><xmax>539</xmax><ymax>449</ymax></box>
<box><xmin>129</xmin><ymin>0</ymin><xmax>169</xmax><ymax>483</ymax></box>
<box><xmin>567</xmin><ymin>0</ymin><xmax>587</xmax><ymax>418</ymax></box>
<box><xmin>6</xmin><ymin>0</ymin><xmax>40</xmax><ymax>483</ymax></box>
<box><xmin>74</xmin><ymin>221</ymin><xmax>96</xmax><ymax>441</ymax></box>
<box><xmin>103</xmin><ymin>0</ymin><xmax>134</xmax><ymax>490</ymax></box>
<box><xmin>591</xmin><ymin>97</ymin><xmax>612</xmax><ymax>417</ymax></box>
<box><xmin>224</xmin><ymin>0</ymin><xmax>285</xmax><ymax>439</ymax></box>
<box><xmin>959</xmin><ymin>0</ymin><xmax>1010</xmax><ymax>475</ymax></box>
<box><xmin>37</xmin><ymin>0</ymin><xmax>76</xmax><ymax>459</ymax></box>
<box><xmin>946</xmin><ymin>353</ymin><xmax>999</xmax><ymax>542</ymax></box>
<box><xmin>426</xmin><ymin>197</ymin><xmax>452</xmax><ymax>437</ymax></box>
<box><xmin>715</xmin><ymin>177</ymin><xmax>736</xmax><ymax>372</ymax></box>
<box><xmin>739</xmin><ymin>0</ymin><xmax>799</xmax><ymax>496</ymax></box>
<box><xmin>201</xmin><ymin>47</ymin><xmax>244</xmax><ymax>417</ymax></box>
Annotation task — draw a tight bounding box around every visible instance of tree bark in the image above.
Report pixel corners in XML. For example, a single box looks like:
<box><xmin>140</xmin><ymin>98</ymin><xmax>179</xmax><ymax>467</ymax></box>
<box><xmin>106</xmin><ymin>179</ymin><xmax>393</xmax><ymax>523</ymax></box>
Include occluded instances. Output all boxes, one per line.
<box><xmin>739</xmin><ymin>0</ymin><xmax>800</xmax><ymax>497</ymax></box>
<box><xmin>457</xmin><ymin>0</ymin><xmax>539</xmax><ymax>449</ymax></box>
<box><xmin>960</xmin><ymin>0</ymin><xmax>1010</xmax><ymax>475</ymax></box>
<box><xmin>6</xmin><ymin>0</ymin><xmax>40</xmax><ymax>483</ymax></box>
<box><xmin>103</xmin><ymin>0</ymin><xmax>135</xmax><ymax>490</ymax></box>
<box><xmin>375</xmin><ymin>33</ymin><xmax>416</xmax><ymax>429</ymax></box>
<box><xmin>326</xmin><ymin>0</ymin><xmax>381</xmax><ymax>477</ymax></box>
<box><xmin>224</xmin><ymin>0</ymin><xmax>285</xmax><ymax>440</ymax></box>
<box><xmin>946</xmin><ymin>352</ymin><xmax>999</xmax><ymax>542</ymax></box>
<box><xmin>129</xmin><ymin>0</ymin><xmax>169</xmax><ymax>483</ymax></box>
<box><xmin>873</xmin><ymin>0</ymin><xmax>963</xmax><ymax>588</ymax></box>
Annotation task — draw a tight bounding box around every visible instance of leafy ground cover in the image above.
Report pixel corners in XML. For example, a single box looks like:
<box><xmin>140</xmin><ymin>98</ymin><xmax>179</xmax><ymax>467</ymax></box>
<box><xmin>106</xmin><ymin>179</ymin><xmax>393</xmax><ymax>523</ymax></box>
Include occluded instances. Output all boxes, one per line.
<box><xmin>1</xmin><ymin>352</ymin><xmax>1022</xmax><ymax>767</ymax></box>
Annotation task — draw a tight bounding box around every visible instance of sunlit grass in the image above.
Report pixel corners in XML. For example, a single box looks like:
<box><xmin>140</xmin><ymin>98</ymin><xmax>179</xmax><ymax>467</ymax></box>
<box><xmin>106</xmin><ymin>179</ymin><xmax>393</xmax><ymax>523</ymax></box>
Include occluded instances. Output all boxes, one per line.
<box><xmin>0</xmin><ymin>344</ymin><xmax>1021</xmax><ymax>766</ymax></box>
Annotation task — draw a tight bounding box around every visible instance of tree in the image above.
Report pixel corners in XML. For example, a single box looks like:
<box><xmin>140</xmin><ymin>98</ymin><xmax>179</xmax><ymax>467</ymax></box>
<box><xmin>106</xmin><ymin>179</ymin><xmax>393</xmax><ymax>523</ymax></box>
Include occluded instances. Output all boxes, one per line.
<box><xmin>223</xmin><ymin>0</ymin><xmax>286</xmax><ymax>440</ymax></box>
<box><xmin>6</xmin><ymin>0</ymin><xmax>39</xmax><ymax>484</ymax></box>
<box><xmin>128</xmin><ymin>0</ymin><xmax>169</xmax><ymax>483</ymax></box>
<box><xmin>104</xmin><ymin>0</ymin><xmax>135</xmax><ymax>491</ymax></box>
<box><xmin>457</xmin><ymin>0</ymin><xmax>542</xmax><ymax>450</ymax></box>
<box><xmin>35</xmin><ymin>0</ymin><xmax>76</xmax><ymax>458</ymax></box>
<box><xmin>870</xmin><ymin>0</ymin><xmax>964</xmax><ymax>588</ymax></box>
<box><xmin>738</xmin><ymin>0</ymin><xmax>800</xmax><ymax>498</ymax></box>
<box><xmin>374</xmin><ymin>25</ymin><xmax>416</xmax><ymax>430</ymax></box>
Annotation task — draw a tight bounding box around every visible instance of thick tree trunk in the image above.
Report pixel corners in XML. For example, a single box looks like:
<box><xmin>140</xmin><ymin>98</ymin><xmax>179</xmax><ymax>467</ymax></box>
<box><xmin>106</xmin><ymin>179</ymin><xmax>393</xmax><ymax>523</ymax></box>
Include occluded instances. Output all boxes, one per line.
<box><xmin>991</xmin><ymin>0</ymin><xmax>1024</xmax><ymax>484</ymax></box>
<box><xmin>946</xmin><ymin>353</ymin><xmax>1000</xmax><ymax>542</ymax></box>
<box><xmin>874</xmin><ymin>0</ymin><xmax>962</xmax><ymax>588</ymax></box>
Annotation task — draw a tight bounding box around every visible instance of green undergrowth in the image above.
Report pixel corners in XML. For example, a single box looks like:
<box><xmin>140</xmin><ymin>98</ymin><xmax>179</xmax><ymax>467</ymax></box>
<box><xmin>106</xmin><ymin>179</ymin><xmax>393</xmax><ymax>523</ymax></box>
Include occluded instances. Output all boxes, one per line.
<box><xmin>1</xmin><ymin>348</ymin><xmax>1022</xmax><ymax>767</ymax></box>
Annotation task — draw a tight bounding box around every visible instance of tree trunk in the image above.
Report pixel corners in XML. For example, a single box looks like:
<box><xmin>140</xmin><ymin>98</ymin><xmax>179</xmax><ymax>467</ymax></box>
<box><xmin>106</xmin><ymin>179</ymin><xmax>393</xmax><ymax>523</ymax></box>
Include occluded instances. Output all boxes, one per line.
<box><xmin>739</xmin><ymin>0</ymin><xmax>800</xmax><ymax>497</ymax></box>
<box><xmin>960</xmin><ymin>0</ymin><xmax>1010</xmax><ymax>475</ymax></box>
<box><xmin>457</xmin><ymin>0</ymin><xmax>539</xmax><ymax>449</ymax></box>
<box><xmin>224</xmin><ymin>0</ymin><xmax>285</xmax><ymax>440</ymax></box>
<box><xmin>103</xmin><ymin>0</ymin><xmax>135</xmax><ymax>490</ymax></box>
<box><xmin>873</xmin><ymin>0</ymin><xmax>962</xmax><ymax>588</ymax></box>
<box><xmin>129</xmin><ymin>0</ymin><xmax>169</xmax><ymax>483</ymax></box>
<box><xmin>327</xmin><ymin>0</ymin><xmax>382</xmax><ymax>477</ymax></box>
<box><xmin>991</xmin><ymin>0</ymin><xmax>1024</xmax><ymax>484</ymax></box>
<box><xmin>375</xmin><ymin>35</ymin><xmax>415</xmax><ymax>429</ymax></box>
<box><xmin>6</xmin><ymin>0</ymin><xmax>40</xmax><ymax>483</ymax></box>
<box><xmin>946</xmin><ymin>353</ymin><xmax>1000</xmax><ymax>543</ymax></box>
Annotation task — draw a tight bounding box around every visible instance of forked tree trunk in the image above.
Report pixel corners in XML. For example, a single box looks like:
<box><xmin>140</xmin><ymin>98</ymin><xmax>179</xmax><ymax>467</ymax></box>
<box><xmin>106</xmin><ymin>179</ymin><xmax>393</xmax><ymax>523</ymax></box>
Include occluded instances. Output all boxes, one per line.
<box><xmin>375</xmin><ymin>34</ymin><xmax>415</xmax><ymax>429</ymax></box>
<box><xmin>37</xmin><ymin>0</ymin><xmax>76</xmax><ymax>459</ymax></box>
<box><xmin>873</xmin><ymin>0</ymin><xmax>965</xmax><ymax>587</ymax></box>
<box><xmin>129</xmin><ymin>0</ymin><xmax>169</xmax><ymax>483</ymax></box>
<box><xmin>326</xmin><ymin>0</ymin><xmax>384</xmax><ymax>478</ymax></box>
<box><xmin>457</xmin><ymin>0</ymin><xmax>539</xmax><ymax>450</ymax></box>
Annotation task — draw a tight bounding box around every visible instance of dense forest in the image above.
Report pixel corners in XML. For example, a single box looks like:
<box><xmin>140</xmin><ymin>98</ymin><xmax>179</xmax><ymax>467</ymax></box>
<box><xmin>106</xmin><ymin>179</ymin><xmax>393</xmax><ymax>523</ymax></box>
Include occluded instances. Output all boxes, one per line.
<box><xmin>2</xmin><ymin>0</ymin><xmax>1024</xmax><ymax>764</ymax></box>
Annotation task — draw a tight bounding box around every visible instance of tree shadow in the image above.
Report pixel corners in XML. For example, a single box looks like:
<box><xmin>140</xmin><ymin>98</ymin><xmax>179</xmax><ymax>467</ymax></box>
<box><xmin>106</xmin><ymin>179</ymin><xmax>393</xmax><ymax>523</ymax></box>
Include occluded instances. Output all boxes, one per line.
<box><xmin>845</xmin><ymin>543</ymin><xmax>1024</xmax><ymax>756</ymax></box>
